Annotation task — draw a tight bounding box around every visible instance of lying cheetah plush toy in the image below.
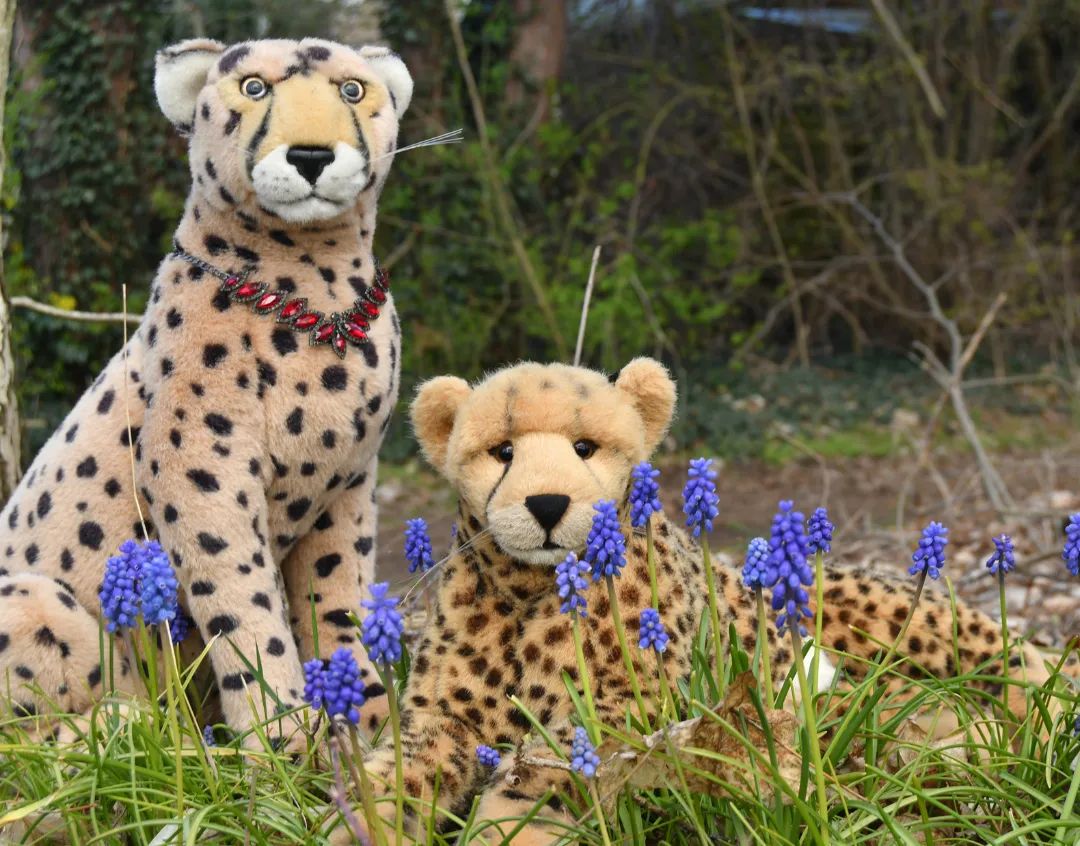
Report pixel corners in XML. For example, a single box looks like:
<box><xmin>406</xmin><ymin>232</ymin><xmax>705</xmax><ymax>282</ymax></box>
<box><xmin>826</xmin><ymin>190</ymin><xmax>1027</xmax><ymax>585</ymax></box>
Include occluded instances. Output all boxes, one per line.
<box><xmin>352</xmin><ymin>357</ymin><xmax>1056</xmax><ymax>843</ymax></box>
<box><xmin>0</xmin><ymin>37</ymin><xmax>413</xmax><ymax>739</ymax></box>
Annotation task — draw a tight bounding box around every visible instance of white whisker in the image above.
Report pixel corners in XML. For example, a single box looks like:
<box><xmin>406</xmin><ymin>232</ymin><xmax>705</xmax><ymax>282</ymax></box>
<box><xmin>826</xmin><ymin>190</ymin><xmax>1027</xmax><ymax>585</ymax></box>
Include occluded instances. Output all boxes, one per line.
<box><xmin>371</xmin><ymin>128</ymin><xmax>464</xmax><ymax>164</ymax></box>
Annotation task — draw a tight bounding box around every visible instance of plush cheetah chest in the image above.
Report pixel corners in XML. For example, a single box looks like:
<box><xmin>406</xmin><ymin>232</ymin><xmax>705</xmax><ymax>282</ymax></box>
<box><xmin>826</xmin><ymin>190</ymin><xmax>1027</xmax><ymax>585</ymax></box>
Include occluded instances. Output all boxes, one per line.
<box><xmin>252</xmin><ymin>300</ymin><xmax>399</xmax><ymax>557</ymax></box>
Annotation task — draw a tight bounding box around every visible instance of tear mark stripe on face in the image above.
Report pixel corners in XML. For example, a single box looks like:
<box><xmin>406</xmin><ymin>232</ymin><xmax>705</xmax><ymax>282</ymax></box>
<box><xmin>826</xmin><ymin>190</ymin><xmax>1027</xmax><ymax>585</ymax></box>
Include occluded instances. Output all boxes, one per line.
<box><xmin>245</xmin><ymin>99</ymin><xmax>274</xmax><ymax>177</ymax></box>
<box><xmin>485</xmin><ymin>462</ymin><xmax>511</xmax><ymax>512</ymax></box>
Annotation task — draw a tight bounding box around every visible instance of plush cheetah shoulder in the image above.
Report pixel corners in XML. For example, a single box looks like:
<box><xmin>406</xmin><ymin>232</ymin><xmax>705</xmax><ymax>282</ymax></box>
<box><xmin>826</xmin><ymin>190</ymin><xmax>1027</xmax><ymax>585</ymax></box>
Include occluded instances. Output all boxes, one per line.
<box><xmin>0</xmin><ymin>37</ymin><xmax>413</xmax><ymax>741</ymax></box>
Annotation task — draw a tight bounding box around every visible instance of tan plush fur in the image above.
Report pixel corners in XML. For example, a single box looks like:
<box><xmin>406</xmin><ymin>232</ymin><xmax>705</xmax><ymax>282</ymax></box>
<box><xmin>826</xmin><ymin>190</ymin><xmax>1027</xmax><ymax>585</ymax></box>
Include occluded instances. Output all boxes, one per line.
<box><xmin>0</xmin><ymin>37</ymin><xmax>412</xmax><ymax>741</ymax></box>
<box><xmin>347</xmin><ymin>358</ymin><xmax>1056</xmax><ymax>844</ymax></box>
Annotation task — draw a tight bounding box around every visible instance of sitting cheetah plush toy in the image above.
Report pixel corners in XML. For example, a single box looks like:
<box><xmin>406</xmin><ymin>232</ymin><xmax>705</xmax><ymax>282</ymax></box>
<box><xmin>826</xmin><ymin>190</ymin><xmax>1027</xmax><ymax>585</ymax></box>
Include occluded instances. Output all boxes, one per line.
<box><xmin>350</xmin><ymin>357</ymin><xmax>1057</xmax><ymax>843</ymax></box>
<box><xmin>0</xmin><ymin>37</ymin><xmax>413</xmax><ymax>740</ymax></box>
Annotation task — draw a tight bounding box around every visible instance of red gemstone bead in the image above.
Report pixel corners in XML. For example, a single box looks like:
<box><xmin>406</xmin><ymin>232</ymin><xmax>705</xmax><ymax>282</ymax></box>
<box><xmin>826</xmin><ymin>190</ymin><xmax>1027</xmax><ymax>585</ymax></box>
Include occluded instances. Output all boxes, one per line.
<box><xmin>375</xmin><ymin>268</ymin><xmax>390</xmax><ymax>290</ymax></box>
<box><xmin>254</xmin><ymin>292</ymin><xmax>283</xmax><ymax>312</ymax></box>
<box><xmin>332</xmin><ymin>334</ymin><xmax>347</xmax><ymax>355</ymax></box>
<box><xmin>345</xmin><ymin>322</ymin><xmax>368</xmax><ymax>342</ymax></box>
<box><xmin>294</xmin><ymin>313</ymin><xmax>320</xmax><ymax>330</ymax></box>
<box><xmin>279</xmin><ymin>299</ymin><xmax>305</xmax><ymax>320</ymax></box>
<box><xmin>223</xmin><ymin>275</ymin><xmax>241</xmax><ymax>290</ymax></box>
<box><xmin>361</xmin><ymin>301</ymin><xmax>379</xmax><ymax>318</ymax></box>
<box><xmin>313</xmin><ymin>323</ymin><xmax>335</xmax><ymax>342</ymax></box>
<box><xmin>234</xmin><ymin>281</ymin><xmax>262</xmax><ymax>299</ymax></box>
<box><xmin>368</xmin><ymin>286</ymin><xmax>387</xmax><ymax>304</ymax></box>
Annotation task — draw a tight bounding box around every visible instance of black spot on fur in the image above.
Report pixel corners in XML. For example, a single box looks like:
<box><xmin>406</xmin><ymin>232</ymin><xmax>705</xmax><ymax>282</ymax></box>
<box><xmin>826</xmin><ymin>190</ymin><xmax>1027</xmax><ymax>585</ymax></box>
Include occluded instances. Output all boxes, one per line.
<box><xmin>104</xmin><ymin>478</ymin><xmax>121</xmax><ymax>497</ymax></box>
<box><xmin>36</xmin><ymin>492</ymin><xmax>51</xmax><ymax>519</ymax></box>
<box><xmin>221</xmin><ymin>671</ymin><xmax>254</xmax><ymax>690</ymax></box>
<box><xmin>97</xmin><ymin>390</ymin><xmax>115</xmax><ymax>414</ymax></box>
<box><xmin>204</xmin><ymin>235</ymin><xmax>228</xmax><ymax>256</ymax></box>
<box><xmin>267</xmin><ymin>637</ymin><xmax>285</xmax><ymax>656</ymax></box>
<box><xmin>204</xmin><ymin>413</ymin><xmax>233</xmax><ymax>436</ymax></box>
<box><xmin>286</xmin><ymin>407</ymin><xmax>304</xmax><ymax>435</ymax></box>
<box><xmin>166</xmin><ymin>308</ymin><xmax>183</xmax><ymax>328</ymax></box>
<box><xmin>287</xmin><ymin>498</ymin><xmax>311</xmax><ymax>521</ymax></box>
<box><xmin>24</xmin><ymin>544</ymin><xmax>38</xmax><ymax>565</ymax></box>
<box><xmin>305</xmin><ymin>45</ymin><xmax>331</xmax><ymax>61</ymax></box>
<box><xmin>76</xmin><ymin>456</ymin><xmax>97</xmax><ymax>478</ymax></box>
<box><xmin>187</xmin><ymin>468</ymin><xmax>220</xmax><ymax>492</ymax></box>
<box><xmin>272</xmin><ymin>329</ymin><xmax>298</xmax><ymax>356</ymax></box>
<box><xmin>315</xmin><ymin>553</ymin><xmax>342</xmax><ymax>577</ymax></box>
<box><xmin>224</xmin><ymin>109</ymin><xmax>241</xmax><ymax>134</ymax></box>
<box><xmin>321</xmin><ymin>365</ymin><xmax>347</xmax><ymax>391</ymax></box>
<box><xmin>203</xmin><ymin>344</ymin><xmax>228</xmax><ymax>368</ymax></box>
<box><xmin>218</xmin><ymin>46</ymin><xmax>250</xmax><ymax>74</ymax></box>
<box><xmin>197</xmin><ymin>533</ymin><xmax>228</xmax><ymax>555</ymax></box>
<box><xmin>78</xmin><ymin>522</ymin><xmax>104</xmax><ymax>550</ymax></box>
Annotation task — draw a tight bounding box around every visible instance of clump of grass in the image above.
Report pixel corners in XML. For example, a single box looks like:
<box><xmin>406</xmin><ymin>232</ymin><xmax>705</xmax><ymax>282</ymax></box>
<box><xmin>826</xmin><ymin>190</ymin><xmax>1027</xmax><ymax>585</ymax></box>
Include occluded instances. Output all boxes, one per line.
<box><xmin>2</xmin><ymin>502</ymin><xmax>1079</xmax><ymax>845</ymax></box>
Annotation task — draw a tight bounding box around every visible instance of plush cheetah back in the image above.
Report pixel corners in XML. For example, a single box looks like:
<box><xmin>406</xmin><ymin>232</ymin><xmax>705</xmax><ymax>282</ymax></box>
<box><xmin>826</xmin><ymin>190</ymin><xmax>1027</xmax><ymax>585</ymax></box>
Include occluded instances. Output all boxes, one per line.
<box><xmin>0</xmin><ymin>37</ymin><xmax>414</xmax><ymax>739</ymax></box>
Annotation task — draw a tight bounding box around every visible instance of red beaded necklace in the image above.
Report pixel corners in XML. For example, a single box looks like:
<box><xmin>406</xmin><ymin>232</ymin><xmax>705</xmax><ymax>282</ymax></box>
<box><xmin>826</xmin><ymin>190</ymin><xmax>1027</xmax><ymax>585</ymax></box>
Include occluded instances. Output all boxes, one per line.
<box><xmin>171</xmin><ymin>247</ymin><xmax>390</xmax><ymax>359</ymax></box>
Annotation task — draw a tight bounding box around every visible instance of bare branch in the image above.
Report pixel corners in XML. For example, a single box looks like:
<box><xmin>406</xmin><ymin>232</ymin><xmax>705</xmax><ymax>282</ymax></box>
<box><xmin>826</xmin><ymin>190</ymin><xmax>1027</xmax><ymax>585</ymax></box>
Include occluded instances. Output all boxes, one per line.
<box><xmin>11</xmin><ymin>295</ymin><xmax>138</xmax><ymax>325</ymax></box>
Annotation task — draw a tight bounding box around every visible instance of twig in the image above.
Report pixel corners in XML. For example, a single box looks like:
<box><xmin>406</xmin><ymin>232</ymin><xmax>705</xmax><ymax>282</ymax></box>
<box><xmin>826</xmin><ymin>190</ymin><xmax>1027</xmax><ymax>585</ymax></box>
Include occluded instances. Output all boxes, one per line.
<box><xmin>573</xmin><ymin>246</ymin><xmax>601</xmax><ymax>367</ymax></box>
<box><xmin>869</xmin><ymin>0</ymin><xmax>946</xmax><ymax>120</ymax></box>
<box><xmin>11</xmin><ymin>295</ymin><xmax>139</xmax><ymax>324</ymax></box>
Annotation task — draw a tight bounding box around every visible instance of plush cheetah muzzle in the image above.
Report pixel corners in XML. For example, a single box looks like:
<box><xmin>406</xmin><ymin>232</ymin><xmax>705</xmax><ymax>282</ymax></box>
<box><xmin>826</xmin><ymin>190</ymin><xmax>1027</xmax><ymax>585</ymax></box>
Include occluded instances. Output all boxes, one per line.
<box><xmin>411</xmin><ymin>357</ymin><xmax>678</xmax><ymax>567</ymax></box>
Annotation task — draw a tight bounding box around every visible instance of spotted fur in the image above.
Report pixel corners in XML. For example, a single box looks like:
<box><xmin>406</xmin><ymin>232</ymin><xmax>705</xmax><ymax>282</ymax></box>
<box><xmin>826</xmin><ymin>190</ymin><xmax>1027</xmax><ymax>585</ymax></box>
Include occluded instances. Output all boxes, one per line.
<box><xmin>347</xmin><ymin>358</ymin><xmax>1059</xmax><ymax>844</ymax></box>
<box><xmin>0</xmin><ymin>37</ymin><xmax>412</xmax><ymax>741</ymax></box>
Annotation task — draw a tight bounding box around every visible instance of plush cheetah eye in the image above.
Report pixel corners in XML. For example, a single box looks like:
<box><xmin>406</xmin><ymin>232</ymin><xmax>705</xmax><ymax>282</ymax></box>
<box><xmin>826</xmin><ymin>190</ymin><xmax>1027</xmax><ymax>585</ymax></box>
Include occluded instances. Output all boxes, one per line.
<box><xmin>340</xmin><ymin>80</ymin><xmax>365</xmax><ymax>104</ymax></box>
<box><xmin>490</xmin><ymin>441</ymin><xmax>514</xmax><ymax>464</ymax></box>
<box><xmin>573</xmin><ymin>439</ymin><xmax>598</xmax><ymax>459</ymax></box>
<box><xmin>241</xmin><ymin>77</ymin><xmax>268</xmax><ymax>99</ymax></box>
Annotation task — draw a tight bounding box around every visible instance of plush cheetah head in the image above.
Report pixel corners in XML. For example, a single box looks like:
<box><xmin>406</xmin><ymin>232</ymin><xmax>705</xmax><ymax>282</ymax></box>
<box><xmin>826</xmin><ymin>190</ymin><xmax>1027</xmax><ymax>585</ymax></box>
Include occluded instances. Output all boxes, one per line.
<box><xmin>411</xmin><ymin>359</ymin><xmax>676</xmax><ymax>566</ymax></box>
<box><xmin>154</xmin><ymin>37</ymin><xmax>412</xmax><ymax>224</ymax></box>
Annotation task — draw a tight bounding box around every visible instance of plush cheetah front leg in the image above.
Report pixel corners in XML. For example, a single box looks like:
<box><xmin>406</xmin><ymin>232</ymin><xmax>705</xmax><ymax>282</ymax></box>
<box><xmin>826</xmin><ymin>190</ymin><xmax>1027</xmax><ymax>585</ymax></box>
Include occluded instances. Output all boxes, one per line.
<box><xmin>281</xmin><ymin>456</ymin><xmax>389</xmax><ymax>737</ymax></box>
<box><xmin>137</xmin><ymin>343</ymin><xmax>307</xmax><ymax>744</ymax></box>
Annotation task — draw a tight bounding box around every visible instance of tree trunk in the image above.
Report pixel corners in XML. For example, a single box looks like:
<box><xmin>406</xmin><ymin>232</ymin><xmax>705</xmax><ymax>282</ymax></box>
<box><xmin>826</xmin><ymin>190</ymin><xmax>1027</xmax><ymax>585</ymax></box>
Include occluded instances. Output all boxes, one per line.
<box><xmin>0</xmin><ymin>0</ymin><xmax>21</xmax><ymax>503</ymax></box>
<box><xmin>506</xmin><ymin>0</ymin><xmax>566</xmax><ymax>124</ymax></box>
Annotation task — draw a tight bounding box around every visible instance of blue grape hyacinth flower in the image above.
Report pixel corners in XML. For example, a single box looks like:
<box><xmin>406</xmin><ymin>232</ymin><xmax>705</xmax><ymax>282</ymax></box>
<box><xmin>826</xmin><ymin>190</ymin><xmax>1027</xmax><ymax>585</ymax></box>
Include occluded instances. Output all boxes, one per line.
<box><xmin>99</xmin><ymin>540</ymin><xmax>145</xmax><ymax>633</ymax></box>
<box><xmin>570</xmin><ymin>726</ymin><xmax>600</xmax><ymax>777</ymax></box>
<box><xmin>807</xmin><ymin>507</ymin><xmax>834</xmax><ymax>555</ymax></box>
<box><xmin>585</xmin><ymin>500</ymin><xmax>627</xmax><ymax>581</ymax></box>
<box><xmin>476</xmin><ymin>744</ymin><xmax>501</xmax><ymax>767</ymax></box>
<box><xmin>170</xmin><ymin>613</ymin><xmax>191</xmax><ymax>645</ymax></box>
<box><xmin>555</xmin><ymin>552</ymin><xmax>589</xmax><ymax>616</ymax></box>
<box><xmin>303</xmin><ymin>658</ymin><xmax>327</xmax><ymax>710</ymax></box>
<box><xmin>986</xmin><ymin>534</ymin><xmax>1016</xmax><ymax>576</ymax></box>
<box><xmin>1064</xmin><ymin>514</ymin><xmax>1080</xmax><ymax>577</ymax></box>
<box><xmin>404</xmin><ymin>517</ymin><xmax>435</xmax><ymax>574</ymax></box>
<box><xmin>361</xmin><ymin>582</ymin><xmax>404</xmax><ymax>664</ymax></box>
<box><xmin>322</xmin><ymin>647</ymin><xmax>366</xmax><ymax>724</ymax></box>
<box><xmin>629</xmin><ymin>462</ymin><xmax>662</xmax><ymax>528</ymax></box>
<box><xmin>909</xmin><ymin>521</ymin><xmax>949</xmax><ymax>580</ymax></box>
<box><xmin>682</xmin><ymin>457</ymin><xmax>720</xmax><ymax>537</ymax></box>
<box><xmin>139</xmin><ymin>541</ymin><xmax>179</xmax><ymax>626</ymax></box>
<box><xmin>769</xmin><ymin>501</ymin><xmax>813</xmax><ymax>635</ymax></box>
<box><xmin>638</xmin><ymin>608</ymin><xmax>669</xmax><ymax>652</ymax></box>
<box><xmin>742</xmin><ymin>536</ymin><xmax>773</xmax><ymax>590</ymax></box>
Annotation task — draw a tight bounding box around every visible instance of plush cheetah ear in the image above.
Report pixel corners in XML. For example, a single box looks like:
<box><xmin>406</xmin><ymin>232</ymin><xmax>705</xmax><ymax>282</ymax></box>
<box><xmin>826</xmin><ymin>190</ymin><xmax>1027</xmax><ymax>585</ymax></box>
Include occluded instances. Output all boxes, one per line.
<box><xmin>411</xmin><ymin>376</ymin><xmax>472</xmax><ymax>474</ymax></box>
<box><xmin>613</xmin><ymin>357</ymin><xmax>677</xmax><ymax>456</ymax></box>
<box><xmin>154</xmin><ymin>39</ymin><xmax>226</xmax><ymax>130</ymax></box>
<box><xmin>358</xmin><ymin>46</ymin><xmax>413</xmax><ymax>119</ymax></box>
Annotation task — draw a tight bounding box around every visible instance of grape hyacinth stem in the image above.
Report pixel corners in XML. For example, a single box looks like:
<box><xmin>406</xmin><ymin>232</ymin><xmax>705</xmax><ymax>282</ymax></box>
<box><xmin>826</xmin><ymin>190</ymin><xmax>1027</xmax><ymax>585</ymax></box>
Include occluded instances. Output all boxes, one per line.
<box><xmin>812</xmin><ymin>550</ymin><xmax>825</xmax><ymax>694</ymax></box>
<box><xmin>701</xmin><ymin>536</ymin><xmax>726</xmax><ymax>696</ymax></box>
<box><xmin>605</xmin><ymin>577</ymin><xmax>651</xmax><ymax>732</ymax></box>
<box><xmin>346</xmin><ymin>725</ymin><xmax>388</xmax><ymax>846</ymax></box>
<box><xmin>645</xmin><ymin>521</ymin><xmax>659</xmax><ymax>609</ymax></box>
<box><xmin>789</xmin><ymin>626</ymin><xmax>830</xmax><ymax>844</ymax></box>
<box><xmin>376</xmin><ymin>664</ymin><xmax>404</xmax><ymax>846</ymax></box>
<box><xmin>754</xmin><ymin>588</ymin><xmax>775</xmax><ymax>706</ymax></box>
<box><xmin>997</xmin><ymin>569</ymin><xmax>1011</xmax><ymax>719</ymax></box>
<box><xmin>587</xmin><ymin>781</ymin><xmax>613</xmax><ymax>846</ymax></box>
<box><xmin>570</xmin><ymin>612</ymin><xmax>600</xmax><ymax>743</ymax></box>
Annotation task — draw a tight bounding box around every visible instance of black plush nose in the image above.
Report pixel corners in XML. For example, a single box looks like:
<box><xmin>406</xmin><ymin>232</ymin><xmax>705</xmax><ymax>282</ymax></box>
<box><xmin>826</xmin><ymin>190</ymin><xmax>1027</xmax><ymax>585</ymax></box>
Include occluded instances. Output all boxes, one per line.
<box><xmin>286</xmin><ymin>146</ymin><xmax>335</xmax><ymax>185</ymax></box>
<box><xmin>525</xmin><ymin>494</ymin><xmax>571</xmax><ymax>532</ymax></box>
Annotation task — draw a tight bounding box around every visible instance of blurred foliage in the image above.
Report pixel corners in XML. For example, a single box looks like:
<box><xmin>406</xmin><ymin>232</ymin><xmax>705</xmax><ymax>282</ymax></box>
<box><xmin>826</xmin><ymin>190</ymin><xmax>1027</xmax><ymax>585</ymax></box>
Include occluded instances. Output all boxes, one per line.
<box><xmin>7</xmin><ymin>0</ymin><xmax>1080</xmax><ymax>464</ymax></box>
